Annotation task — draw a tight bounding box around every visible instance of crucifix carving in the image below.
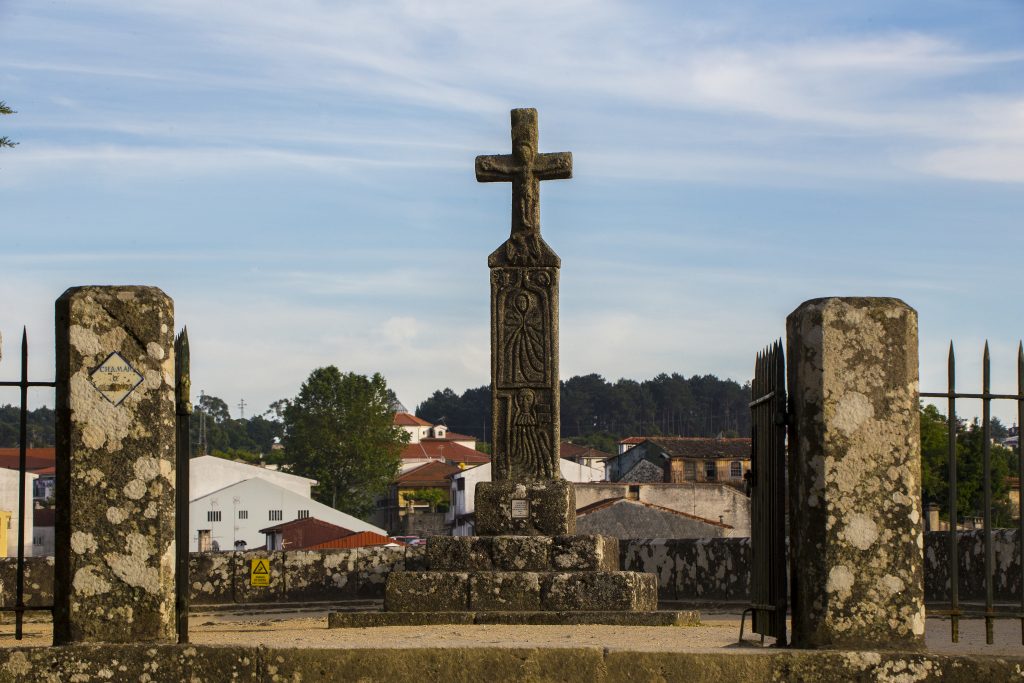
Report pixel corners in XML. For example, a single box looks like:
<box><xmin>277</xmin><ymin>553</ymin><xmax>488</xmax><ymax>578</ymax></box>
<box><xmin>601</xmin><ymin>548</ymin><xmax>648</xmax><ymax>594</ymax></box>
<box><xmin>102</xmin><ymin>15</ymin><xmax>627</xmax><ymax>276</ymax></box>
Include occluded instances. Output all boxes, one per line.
<box><xmin>476</xmin><ymin>108</ymin><xmax>572</xmax><ymax>266</ymax></box>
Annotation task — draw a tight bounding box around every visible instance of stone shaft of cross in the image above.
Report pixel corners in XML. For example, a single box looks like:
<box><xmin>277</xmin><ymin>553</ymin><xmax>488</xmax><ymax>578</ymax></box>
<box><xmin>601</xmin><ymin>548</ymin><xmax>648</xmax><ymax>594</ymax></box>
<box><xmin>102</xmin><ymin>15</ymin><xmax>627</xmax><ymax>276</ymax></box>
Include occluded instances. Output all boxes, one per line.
<box><xmin>475</xmin><ymin>108</ymin><xmax>572</xmax><ymax>238</ymax></box>
<box><xmin>478</xmin><ymin>108</ymin><xmax>573</xmax><ymax>491</ymax></box>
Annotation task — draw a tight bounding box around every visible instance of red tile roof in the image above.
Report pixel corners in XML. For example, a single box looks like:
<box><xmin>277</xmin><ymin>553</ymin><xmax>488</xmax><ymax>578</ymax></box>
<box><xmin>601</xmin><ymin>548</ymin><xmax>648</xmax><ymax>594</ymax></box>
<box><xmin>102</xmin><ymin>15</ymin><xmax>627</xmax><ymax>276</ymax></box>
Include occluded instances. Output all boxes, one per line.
<box><xmin>306</xmin><ymin>531</ymin><xmax>399</xmax><ymax>550</ymax></box>
<box><xmin>400</xmin><ymin>440</ymin><xmax>489</xmax><ymax>465</ymax></box>
<box><xmin>0</xmin><ymin>448</ymin><xmax>55</xmax><ymax>475</ymax></box>
<box><xmin>644</xmin><ymin>437</ymin><xmax>751</xmax><ymax>460</ymax></box>
<box><xmin>618</xmin><ymin>437</ymin><xmax>646</xmax><ymax>445</ymax></box>
<box><xmin>257</xmin><ymin>517</ymin><xmax>354</xmax><ymax>550</ymax></box>
<box><xmin>394</xmin><ymin>461</ymin><xmax>462</xmax><ymax>486</ymax></box>
<box><xmin>393</xmin><ymin>412</ymin><xmax>432</xmax><ymax>427</ymax></box>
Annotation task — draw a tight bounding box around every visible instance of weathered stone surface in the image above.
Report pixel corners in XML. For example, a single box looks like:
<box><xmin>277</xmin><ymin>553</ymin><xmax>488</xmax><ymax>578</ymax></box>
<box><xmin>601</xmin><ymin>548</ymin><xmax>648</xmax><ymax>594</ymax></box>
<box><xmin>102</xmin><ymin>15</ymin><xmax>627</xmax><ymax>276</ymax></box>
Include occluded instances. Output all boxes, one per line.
<box><xmin>621</xmin><ymin>538</ymin><xmax>751</xmax><ymax>602</ymax></box>
<box><xmin>469</xmin><ymin>571</ymin><xmax>542</xmax><ymax>611</ymax></box>
<box><xmin>492</xmin><ymin>535</ymin><xmax>552</xmax><ymax>571</ymax></box>
<box><xmin>232</xmin><ymin>549</ymin><xmax>284</xmax><ymax>603</ymax></box>
<box><xmin>284</xmin><ymin>550</ymin><xmax>328</xmax><ymax>600</ymax></box>
<box><xmin>385</xmin><ymin>571</ymin><xmax>469</xmax><ymax>612</ymax></box>
<box><xmin>329</xmin><ymin>610</ymin><xmax>699</xmax><ymax>628</ymax></box>
<box><xmin>925</xmin><ymin>529</ymin><xmax>1020</xmax><ymax>603</ymax></box>
<box><xmin>328</xmin><ymin>611</ymin><xmax>476</xmax><ymax>627</ymax></box>
<box><xmin>189</xmin><ymin>552</ymin><xmax>232</xmax><ymax>604</ymax></box>
<box><xmin>1</xmin><ymin>645</ymin><xmax>1023</xmax><ymax>683</ymax></box>
<box><xmin>475</xmin><ymin>479</ymin><xmax>576</xmax><ymax>536</ymax></box>
<box><xmin>544</xmin><ymin>571</ymin><xmax>657</xmax><ymax>611</ymax></box>
<box><xmin>552</xmin><ymin>535</ymin><xmax>618</xmax><ymax>571</ymax></box>
<box><xmin>54</xmin><ymin>286</ymin><xmax>177</xmax><ymax>645</ymax></box>
<box><xmin>0</xmin><ymin>556</ymin><xmax>54</xmax><ymax>609</ymax></box>
<box><xmin>427</xmin><ymin>536</ymin><xmax>494</xmax><ymax>571</ymax></box>
<box><xmin>787</xmin><ymin>297</ymin><xmax>925</xmax><ymax>650</ymax></box>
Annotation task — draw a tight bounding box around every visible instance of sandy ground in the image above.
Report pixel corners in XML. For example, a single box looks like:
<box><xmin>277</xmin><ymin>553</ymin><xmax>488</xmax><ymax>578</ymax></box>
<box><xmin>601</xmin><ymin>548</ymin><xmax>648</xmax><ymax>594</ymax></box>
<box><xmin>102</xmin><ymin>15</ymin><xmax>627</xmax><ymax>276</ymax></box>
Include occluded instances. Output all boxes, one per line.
<box><xmin>2</xmin><ymin>611</ymin><xmax>1022</xmax><ymax>656</ymax></box>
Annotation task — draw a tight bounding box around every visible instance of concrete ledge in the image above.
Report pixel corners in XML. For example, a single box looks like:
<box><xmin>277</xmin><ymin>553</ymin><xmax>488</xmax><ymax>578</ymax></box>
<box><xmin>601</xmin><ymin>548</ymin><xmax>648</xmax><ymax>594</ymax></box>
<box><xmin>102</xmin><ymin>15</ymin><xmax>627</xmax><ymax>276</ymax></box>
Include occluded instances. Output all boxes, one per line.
<box><xmin>328</xmin><ymin>610</ymin><xmax>699</xmax><ymax>628</ymax></box>
<box><xmin>1</xmin><ymin>644</ymin><xmax>1023</xmax><ymax>682</ymax></box>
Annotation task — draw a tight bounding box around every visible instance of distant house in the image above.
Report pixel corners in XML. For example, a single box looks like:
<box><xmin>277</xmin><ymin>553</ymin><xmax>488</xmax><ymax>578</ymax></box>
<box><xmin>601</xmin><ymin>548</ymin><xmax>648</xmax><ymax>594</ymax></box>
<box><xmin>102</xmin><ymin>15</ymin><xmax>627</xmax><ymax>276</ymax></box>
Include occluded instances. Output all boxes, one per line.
<box><xmin>560</xmin><ymin>442</ymin><xmax>613</xmax><ymax>470</ymax></box>
<box><xmin>576</xmin><ymin>497</ymin><xmax>737</xmax><ymax>539</ymax></box>
<box><xmin>448</xmin><ymin>459</ymin><xmax>605</xmax><ymax>536</ymax></box>
<box><xmin>575</xmin><ymin>481</ymin><xmax>750</xmax><ymax>535</ymax></box>
<box><xmin>393</xmin><ymin>411</ymin><xmax>486</xmax><ymax>473</ymax></box>
<box><xmin>604</xmin><ymin>437</ymin><xmax>751</xmax><ymax>485</ymax></box>
<box><xmin>616</xmin><ymin>437</ymin><xmax>645</xmax><ymax>455</ymax></box>
<box><xmin>380</xmin><ymin>460</ymin><xmax>462</xmax><ymax>534</ymax></box>
<box><xmin>0</xmin><ymin>447</ymin><xmax>50</xmax><ymax>557</ymax></box>
<box><xmin>190</xmin><ymin>476</ymin><xmax>387</xmax><ymax>552</ymax></box>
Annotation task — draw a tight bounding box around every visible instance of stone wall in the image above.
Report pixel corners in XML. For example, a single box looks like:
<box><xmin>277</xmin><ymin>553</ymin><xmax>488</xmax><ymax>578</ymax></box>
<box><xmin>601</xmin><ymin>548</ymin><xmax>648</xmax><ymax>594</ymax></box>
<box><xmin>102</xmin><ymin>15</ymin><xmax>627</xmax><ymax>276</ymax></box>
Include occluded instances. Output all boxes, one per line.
<box><xmin>2</xmin><ymin>532</ymin><xmax>1017</xmax><ymax>607</ymax></box>
<box><xmin>575</xmin><ymin>483</ymin><xmax>750</xmax><ymax>534</ymax></box>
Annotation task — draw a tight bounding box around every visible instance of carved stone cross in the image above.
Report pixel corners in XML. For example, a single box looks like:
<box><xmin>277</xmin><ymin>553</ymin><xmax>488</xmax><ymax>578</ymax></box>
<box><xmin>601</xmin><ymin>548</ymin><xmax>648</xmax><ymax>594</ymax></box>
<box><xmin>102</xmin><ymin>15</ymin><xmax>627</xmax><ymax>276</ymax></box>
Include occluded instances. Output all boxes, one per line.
<box><xmin>476</xmin><ymin>108</ymin><xmax>572</xmax><ymax>262</ymax></box>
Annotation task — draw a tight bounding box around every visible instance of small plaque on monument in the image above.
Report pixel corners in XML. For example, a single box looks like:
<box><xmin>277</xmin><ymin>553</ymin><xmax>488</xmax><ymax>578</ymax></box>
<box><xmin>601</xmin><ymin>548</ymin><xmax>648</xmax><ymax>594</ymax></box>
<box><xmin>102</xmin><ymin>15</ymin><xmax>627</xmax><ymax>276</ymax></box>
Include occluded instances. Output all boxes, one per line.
<box><xmin>89</xmin><ymin>352</ymin><xmax>144</xmax><ymax>406</ymax></box>
<box><xmin>510</xmin><ymin>499</ymin><xmax>530</xmax><ymax>519</ymax></box>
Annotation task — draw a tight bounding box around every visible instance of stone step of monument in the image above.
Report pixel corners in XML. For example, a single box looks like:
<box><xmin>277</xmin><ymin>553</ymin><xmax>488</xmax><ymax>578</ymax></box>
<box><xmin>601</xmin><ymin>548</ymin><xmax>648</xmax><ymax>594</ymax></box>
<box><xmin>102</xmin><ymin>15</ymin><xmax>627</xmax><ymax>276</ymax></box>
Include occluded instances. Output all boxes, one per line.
<box><xmin>384</xmin><ymin>570</ymin><xmax>657</xmax><ymax>613</ymax></box>
<box><xmin>426</xmin><ymin>534</ymin><xmax>618</xmax><ymax>573</ymax></box>
<box><xmin>328</xmin><ymin>609</ymin><xmax>700</xmax><ymax>628</ymax></box>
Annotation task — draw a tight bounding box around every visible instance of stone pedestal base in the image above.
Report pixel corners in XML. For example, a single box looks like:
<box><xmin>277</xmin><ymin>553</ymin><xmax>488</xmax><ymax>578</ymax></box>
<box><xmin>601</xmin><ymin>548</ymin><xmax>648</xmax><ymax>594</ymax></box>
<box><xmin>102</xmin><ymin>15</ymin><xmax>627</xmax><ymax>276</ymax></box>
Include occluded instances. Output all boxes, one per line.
<box><xmin>384</xmin><ymin>570</ymin><xmax>656</xmax><ymax>612</ymax></box>
<box><xmin>475</xmin><ymin>480</ymin><xmax>575</xmax><ymax>536</ymax></box>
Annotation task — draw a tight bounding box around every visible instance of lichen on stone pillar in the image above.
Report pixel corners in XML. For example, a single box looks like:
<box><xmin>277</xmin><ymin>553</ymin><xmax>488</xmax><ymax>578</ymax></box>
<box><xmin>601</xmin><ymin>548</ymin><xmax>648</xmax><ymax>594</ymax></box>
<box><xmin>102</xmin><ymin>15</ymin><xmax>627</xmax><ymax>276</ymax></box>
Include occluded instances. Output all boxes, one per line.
<box><xmin>54</xmin><ymin>286</ymin><xmax>177</xmax><ymax>644</ymax></box>
<box><xmin>786</xmin><ymin>297</ymin><xmax>925</xmax><ymax>650</ymax></box>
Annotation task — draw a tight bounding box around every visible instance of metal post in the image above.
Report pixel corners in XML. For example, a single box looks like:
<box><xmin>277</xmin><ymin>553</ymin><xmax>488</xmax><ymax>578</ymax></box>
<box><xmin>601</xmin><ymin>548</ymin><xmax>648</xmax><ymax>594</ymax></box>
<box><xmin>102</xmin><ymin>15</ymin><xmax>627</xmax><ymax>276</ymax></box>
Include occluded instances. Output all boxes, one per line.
<box><xmin>1018</xmin><ymin>342</ymin><xmax>1023</xmax><ymax>645</ymax></box>
<box><xmin>15</xmin><ymin>329</ymin><xmax>28</xmax><ymax>641</ymax></box>
<box><xmin>982</xmin><ymin>342</ymin><xmax>993</xmax><ymax>645</ymax></box>
<box><xmin>947</xmin><ymin>343</ymin><xmax>959</xmax><ymax>643</ymax></box>
<box><xmin>174</xmin><ymin>329</ymin><xmax>192</xmax><ymax>644</ymax></box>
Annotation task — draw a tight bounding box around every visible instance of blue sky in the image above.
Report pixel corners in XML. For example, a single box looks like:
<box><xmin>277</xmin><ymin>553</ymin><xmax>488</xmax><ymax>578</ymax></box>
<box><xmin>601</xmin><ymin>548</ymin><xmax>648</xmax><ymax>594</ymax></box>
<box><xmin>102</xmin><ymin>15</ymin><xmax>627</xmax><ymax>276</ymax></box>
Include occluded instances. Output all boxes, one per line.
<box><xmin>1</xmin><ymin>1</ymin><xmax>1022</xmax><ymax>423</ymax></box>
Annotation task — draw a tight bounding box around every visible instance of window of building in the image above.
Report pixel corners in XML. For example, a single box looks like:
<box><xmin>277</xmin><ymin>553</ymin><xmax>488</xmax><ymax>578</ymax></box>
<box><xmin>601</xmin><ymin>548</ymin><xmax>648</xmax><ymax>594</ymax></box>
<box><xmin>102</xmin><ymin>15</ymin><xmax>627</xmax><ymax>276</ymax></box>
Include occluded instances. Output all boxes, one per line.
<box><xmin>705</xmin><ymin>461</ymin><xmax>717</xmax><ymax>481</ymax></box>
<box><xmin>683</xmin><ymin>461</ymin><xmax>696</xmax><ymax>480</ymax></box>
<box><xmin>269</xmin><ymin>509</ymin><xmax>283</xmax><ymax>521</ymax></box>
<box><xmin>207</xmin><ymin>510</ymin><xmax>221</xmax><ymax>522</ymax></box>
<box><xmin>730</xmin><ymin>461</ymin><xmax>742</xmax><ymax>478</ymax></box>
<box><xmin>238</xmin><ymin>510</ymin><xmax>248</xmax><ymax>520</ymax></box>
<box><xmin>297</xmin><ymin>510</ymin><xmax>310</xmax><ymax>519</ymax></box>
<box><xmin>456</xmin><ymin>478</ymin><xmax>466</xmax><ymax>491</ymax></box>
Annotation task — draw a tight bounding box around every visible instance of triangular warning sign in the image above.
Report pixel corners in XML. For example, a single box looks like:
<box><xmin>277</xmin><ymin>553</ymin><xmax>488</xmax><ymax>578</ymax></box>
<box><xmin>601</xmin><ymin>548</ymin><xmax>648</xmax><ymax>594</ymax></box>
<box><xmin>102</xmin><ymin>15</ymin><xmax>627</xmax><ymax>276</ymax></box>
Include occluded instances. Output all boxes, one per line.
<box><xmin>252</xmin><ymin>560</ymin><xmax>269</xmax><ymax>575</ymax></box>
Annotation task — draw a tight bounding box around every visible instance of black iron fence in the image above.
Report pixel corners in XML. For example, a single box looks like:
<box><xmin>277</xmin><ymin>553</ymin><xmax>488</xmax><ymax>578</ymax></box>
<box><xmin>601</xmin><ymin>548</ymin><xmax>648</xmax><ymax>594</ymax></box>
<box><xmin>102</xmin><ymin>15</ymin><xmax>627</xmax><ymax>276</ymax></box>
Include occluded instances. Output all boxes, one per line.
<box><xmin>740</xmin><ymin>340</ymin><xmax>788</xmax><ymax>646</ymax></box>
<box><xmin>921</xmin><ymin>341</ymin><xmax>1024</xmax><ymax>645</ymax></box>
<box><xmin>0</xmin><ymin>328</ymin><xmax>56</xmax><ymax>639</ymax></box>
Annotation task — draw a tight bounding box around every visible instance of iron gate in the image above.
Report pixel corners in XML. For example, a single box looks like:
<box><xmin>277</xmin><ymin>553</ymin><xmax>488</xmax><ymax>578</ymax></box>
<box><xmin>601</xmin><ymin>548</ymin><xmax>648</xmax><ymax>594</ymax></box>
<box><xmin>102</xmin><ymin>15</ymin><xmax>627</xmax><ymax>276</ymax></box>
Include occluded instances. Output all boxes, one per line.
<box><xmin>741</xmin><ymin>340</ymin><xmax>788</xmax><ymax>645</ymax></box>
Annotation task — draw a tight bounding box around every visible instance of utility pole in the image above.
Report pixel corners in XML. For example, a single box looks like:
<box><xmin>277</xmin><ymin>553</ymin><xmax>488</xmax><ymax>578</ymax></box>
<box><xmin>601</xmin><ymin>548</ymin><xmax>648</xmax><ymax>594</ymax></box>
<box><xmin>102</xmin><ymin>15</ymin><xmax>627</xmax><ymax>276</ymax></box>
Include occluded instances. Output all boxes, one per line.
<box><xmin>237</xmin><ymin>398</ymin><xmax>246</xmax><ymax>420</ymax></box>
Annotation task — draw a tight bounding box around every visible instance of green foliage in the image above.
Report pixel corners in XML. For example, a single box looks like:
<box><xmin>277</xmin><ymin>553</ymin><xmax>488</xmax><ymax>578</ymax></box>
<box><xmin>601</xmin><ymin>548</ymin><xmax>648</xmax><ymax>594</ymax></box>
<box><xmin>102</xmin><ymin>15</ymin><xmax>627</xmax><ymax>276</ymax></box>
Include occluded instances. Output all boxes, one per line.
<box><xmin>920</xmin><ymin>404</ymin><xmax>1016</xmax><ymax>527</ymax></box>
<box><xmin>1</xmin><ymin>101</ymin><xmax>17</xmax><ymax>149</ymax></box>
<box><xmin>282</xmin><ymin>367</ymin><xmax>407</xmax><ymax>517</ymax></box>
<box><xmin>406</xmin><ymin>487</ymin><xmax>449</xmax><ymax>512</ymax></box>
<box><xmin>0</xmin><ymin>405</ymin><xmax>55</xmax><ymax>447</ymax></box>
<box><xmin>474</xmin><ymin>441</ymin><xmax>492</xmax><ymax>455</ymax></box>
<box><xmin>416</xmin><ymin>372</ymin><xmax>751</xmax><ymax>442</ymax></box>
<box><xmin>190</xmin><ymin>394</ymin><xmax>283</xmax><ymax>458</ymax></box>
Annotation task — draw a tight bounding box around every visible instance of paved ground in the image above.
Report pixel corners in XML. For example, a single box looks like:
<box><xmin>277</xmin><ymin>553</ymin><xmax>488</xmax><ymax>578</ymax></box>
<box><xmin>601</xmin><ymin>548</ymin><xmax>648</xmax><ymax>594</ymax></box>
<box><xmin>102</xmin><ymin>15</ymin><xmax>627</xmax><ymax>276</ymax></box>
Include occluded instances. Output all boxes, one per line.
<box><xmin>2</xmin><ymin>611</ymin><xmax>1022</xmax><ymax>656</ymax></box>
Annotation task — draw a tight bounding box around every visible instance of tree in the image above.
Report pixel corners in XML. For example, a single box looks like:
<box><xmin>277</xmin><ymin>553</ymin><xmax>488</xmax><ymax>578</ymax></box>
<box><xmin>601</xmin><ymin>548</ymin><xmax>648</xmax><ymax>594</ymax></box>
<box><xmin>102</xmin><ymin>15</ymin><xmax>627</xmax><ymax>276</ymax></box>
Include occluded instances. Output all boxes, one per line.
<box><xmin>282</xmin><ymin>367</ymin><xmax>407</xmax><ymax>516</ymax></box>
<box><xmin>1</xmin><ymin>101</ymin><xmax>17</xmax><ymax>149</ymax></box>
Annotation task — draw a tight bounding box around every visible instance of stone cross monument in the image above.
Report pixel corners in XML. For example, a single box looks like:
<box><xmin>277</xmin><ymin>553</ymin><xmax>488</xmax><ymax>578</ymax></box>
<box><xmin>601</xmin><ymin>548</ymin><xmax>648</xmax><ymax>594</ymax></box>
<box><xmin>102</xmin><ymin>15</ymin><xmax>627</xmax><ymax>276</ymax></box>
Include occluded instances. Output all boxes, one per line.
<box><xmin>474</xmin><ymin>108</ymin><xmax>576</xmax><ymax>535</ymax></box>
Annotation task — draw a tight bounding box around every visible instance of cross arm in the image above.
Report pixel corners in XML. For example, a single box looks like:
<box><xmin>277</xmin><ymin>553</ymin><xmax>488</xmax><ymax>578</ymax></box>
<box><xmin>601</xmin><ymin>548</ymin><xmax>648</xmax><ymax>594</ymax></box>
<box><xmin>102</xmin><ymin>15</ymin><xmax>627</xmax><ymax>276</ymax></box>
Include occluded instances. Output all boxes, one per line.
<box><xmin>476</xmin><ymin>154</ymin><xmax>516</xmax><ymax>182</ymax></box>
<box><xmin>534</xmin><ymin>152</ymin><xmax>572</xmax><ymax>181</ymax></box>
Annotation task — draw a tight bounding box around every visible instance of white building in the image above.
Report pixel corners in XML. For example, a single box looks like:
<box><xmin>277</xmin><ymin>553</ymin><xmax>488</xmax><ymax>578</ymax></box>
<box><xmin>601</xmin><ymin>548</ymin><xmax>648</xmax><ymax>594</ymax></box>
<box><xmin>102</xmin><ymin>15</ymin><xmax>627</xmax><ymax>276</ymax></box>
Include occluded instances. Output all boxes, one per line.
<box><xmin>189</xmin><ymin>455</ymin><xmax>313</xmax><ymax>500</ymax></box>
<box><xmin>189</xmin><ymin>476</ymin><xmax>387</xmax><ymax>552</ymax></box>
<box><xmin>0</xmin><ymin>467</ymin><xmax>36</xmax><ymax>558</ymax></box>
<box><xmin>448</xmin><ymin>459</ymin><xmax>605</xmax><ymax>536</ymax></box>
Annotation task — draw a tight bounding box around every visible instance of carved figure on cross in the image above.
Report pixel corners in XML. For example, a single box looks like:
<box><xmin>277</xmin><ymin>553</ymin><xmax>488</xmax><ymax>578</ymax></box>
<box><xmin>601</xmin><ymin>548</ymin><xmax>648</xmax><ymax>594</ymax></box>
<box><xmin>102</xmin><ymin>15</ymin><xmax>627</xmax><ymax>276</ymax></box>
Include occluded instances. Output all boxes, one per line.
<box><xmin>476</xmin><ymin>108</ymin><xmax>572</xmax><ymax>264</ymax></box>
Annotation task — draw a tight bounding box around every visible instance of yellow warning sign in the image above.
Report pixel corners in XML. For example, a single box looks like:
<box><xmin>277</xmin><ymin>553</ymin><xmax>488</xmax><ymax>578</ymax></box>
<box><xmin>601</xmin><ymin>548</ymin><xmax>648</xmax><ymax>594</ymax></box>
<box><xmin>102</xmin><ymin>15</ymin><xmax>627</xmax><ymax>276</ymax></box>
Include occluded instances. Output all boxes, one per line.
<box><xmin>250</xmin><ymin>558</ymin><xmax>271</xmax><ymax>587</ymax></box>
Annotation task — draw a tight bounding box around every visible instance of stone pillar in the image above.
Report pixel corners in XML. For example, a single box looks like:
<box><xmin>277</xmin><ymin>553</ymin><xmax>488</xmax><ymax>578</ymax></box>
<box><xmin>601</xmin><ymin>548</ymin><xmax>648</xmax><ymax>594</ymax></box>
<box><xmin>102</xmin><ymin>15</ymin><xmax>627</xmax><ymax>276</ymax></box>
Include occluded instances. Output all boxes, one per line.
<box><xmin>787</xmin><ymin>297</ymin><xmax>924</xmax><ymax>650</ymax></box>
<box><xmin>54</xmin><ymin>286</ymin><xmax>177</xmax><ymax>644</ymax></box>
